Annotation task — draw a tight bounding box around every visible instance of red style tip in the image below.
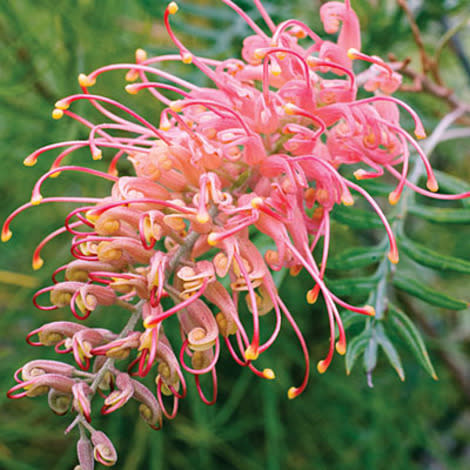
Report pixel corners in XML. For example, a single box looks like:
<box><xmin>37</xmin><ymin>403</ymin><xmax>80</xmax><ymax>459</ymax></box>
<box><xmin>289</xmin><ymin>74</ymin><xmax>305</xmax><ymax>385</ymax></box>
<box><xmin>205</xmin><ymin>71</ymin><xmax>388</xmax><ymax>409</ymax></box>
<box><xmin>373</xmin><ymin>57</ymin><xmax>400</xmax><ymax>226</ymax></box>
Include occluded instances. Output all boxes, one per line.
<box><xmin>335</xmin><ymin>340</ymin><xmax>346</xmax><ymax>356</ymax></box>
<box><xmin>287</xmin><ymin>387</ymin><xmax>299</xmax><ymax>399</ymax></box>
<box><xmin>317</xmin><ymin>360</ymin><xmax>328</xmax><ymax>374</ymax></box>
<box><xmin>167</xmin><ymin>2</ymin><xmax>179</xmax><ymax>14</ymax></box>
<box><xmin>1</xmin><ymin>227</ymin><xmax>12</xmax><ymax>243</ymax></box>
<box><xmin>244</xmin><ymin>345</ymin><xmax>259</xmax><ymax>361</ymax></box>
<box><xmin>388</xmin><ymin>250</ymin><xmax>399</xmax><ymax>264</ymax></box>
<box><xmin>32</xmin><ymin>256</ymin><xmax>44</xmax><ymax>271</ymax></box>
<box><xmin>426</xmin><ymin>177</ymin><xmax>439</xmax><ymax>193</ymax></box>
<box><xmin>388</xmin><ymin>191</ymin><xmax>401</xmax><ymax>205</ymax></box>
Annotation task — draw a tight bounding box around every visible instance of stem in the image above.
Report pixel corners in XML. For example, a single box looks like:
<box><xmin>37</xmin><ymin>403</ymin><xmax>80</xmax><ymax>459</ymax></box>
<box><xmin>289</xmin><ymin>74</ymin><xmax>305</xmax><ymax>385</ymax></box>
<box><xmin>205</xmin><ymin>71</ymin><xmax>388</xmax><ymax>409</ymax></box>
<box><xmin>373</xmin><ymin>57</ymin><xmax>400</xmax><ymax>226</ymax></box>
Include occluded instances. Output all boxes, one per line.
<box><xmin>90</xmin><ymin>301</ymin><xmax>144</xmax><ymax>394</ymax></box>
<box><xmin>391</xmin><ymin>59</ymin><xmax>470</xmax><ymax>118</ymax></box>
<box><xmin>66</xmin><ymin>301</ymin><xmax>144</xmax><ymax>434</ymax></box>
<box><xmin>167</xmin><ymin>205</ymin><xmax>217</xmax><ymax>274</ymax></box>
<box><xmin>397</xmin><ymin>0</ymin><xmax>431</xmax><ymax>76</ymax></box>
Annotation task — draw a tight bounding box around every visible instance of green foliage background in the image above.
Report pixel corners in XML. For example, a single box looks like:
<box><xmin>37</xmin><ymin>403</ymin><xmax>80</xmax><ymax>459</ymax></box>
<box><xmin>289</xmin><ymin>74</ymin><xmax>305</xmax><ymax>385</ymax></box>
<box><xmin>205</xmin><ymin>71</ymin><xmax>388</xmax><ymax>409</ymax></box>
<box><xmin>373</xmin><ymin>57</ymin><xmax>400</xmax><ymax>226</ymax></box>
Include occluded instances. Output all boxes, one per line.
<box><xmin>0</xmin><ymin>1</ymin><xmax>469</xmax><ymax>469</ymax></box>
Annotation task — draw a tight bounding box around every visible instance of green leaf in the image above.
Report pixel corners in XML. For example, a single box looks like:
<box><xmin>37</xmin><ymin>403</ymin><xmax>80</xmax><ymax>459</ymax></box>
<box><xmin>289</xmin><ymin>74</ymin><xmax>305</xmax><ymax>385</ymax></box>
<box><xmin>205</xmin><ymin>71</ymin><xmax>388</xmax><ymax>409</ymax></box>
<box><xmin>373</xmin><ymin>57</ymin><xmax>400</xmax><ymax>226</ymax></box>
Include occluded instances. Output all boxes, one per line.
<box><xmin>363</xmin><ymin>333</ymin><xmax>378</xmax><ymax>373</ymax></box>
<box><xmin>327</xmin><ymin>245</ymin><xmax>386</xmax><ymax>270</ymax></box>
<box><xmin>397</xmin><ymin>233</ymin><xmax>470</xmax><ymax>273</ymax></box>
<box><xmin>331</xmin><ymin>205</ymin><xmax>385</xmax><ymax>229</ymax></box>
<box><xmin>375</xmin><ymin>323</ymin><xmax>405</xmax><ymax>381</ymax></box>
<box><xmin>393</xmin><ymin>272</ymin><xmax>469</xmax><ymax>310</ymax></box>
<box><xmin>341</xmin><ymin>310</ymin><xmax>368</xmax><ymax>331</ymax></box>
<box><xmin>357</xmin><ymin>179</ymin><xmax>396</xmax><ymax>197</ymax></box>
<box><xmin>388</xmin><ymin>304</ymin><xmax>438</xmax><ymax>379</ymax></box>
<box><xmin>345</xmin><ymin>329</ymin><xmax>372</xmax><ymax>375</ymax></box>
<box><xmin>336</xmin><ymin>311</ymin><xmax>368</xmax><ymax>340</ymax></box>
<box><xmin>408</xmin><ymin>205</ymin><xmax>470</xmax><ymax>224</ymax></box>
<box><xmin>433</xmin><ymin>170</ymin><xmax>470</xmax><ymax>207</ymax></box>
<box><xmin>327</xmin><ymin>275</ymin><xmax>379</xmax><ymax>297</ymax></box>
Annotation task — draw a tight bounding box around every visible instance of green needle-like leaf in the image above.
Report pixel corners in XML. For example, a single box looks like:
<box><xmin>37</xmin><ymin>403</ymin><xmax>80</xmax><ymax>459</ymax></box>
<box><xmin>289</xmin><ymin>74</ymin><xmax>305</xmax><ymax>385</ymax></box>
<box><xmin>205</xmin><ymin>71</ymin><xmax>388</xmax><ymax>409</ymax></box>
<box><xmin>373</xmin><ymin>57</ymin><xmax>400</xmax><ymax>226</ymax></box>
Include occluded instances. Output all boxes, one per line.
<box><xmin>408</xmin><ymin>205</ymin><xmax>470</xmax><ymax>224</ymax></box>
<box><xmin>357</xmin><ymin>179</ymin><xmax>396</xmax><ymax>197</ymax></box>
<box><xmin>393</xmin><ymin>273</ymin><xmax>469</xmax><ymax>310</ymax></box>
<box><xmin>388</xmin><ymin>304</ymin><xmax>438</xmax><ymax>380</ymax></box>
<box><xmin>345</xmin><ymin>329</ymin><xmax>372</xmax><ymax>375</ymax></box>
<box><xmin>327</xmin><ymin>245</ymin><xmax>386</xmax><ymax>270</ymax></box>
<box><xmin>331</xmin><ymin>205</ymin><xmax>385</xmax><ymax>229</ymax></box>
<box><xmin>327</xmin><ymin>275</ymin><xmax>379</xmax><ymax>297</ymax></box>
<box><xmin>433</xmin><ymin>170</ymin><xmax>470</xmax><ymax>207</ymax></box>
<box><xmin>375</xmin><ymin>323</ymin><xmax>405</xmax><ymax>381</ymax></box>
<box><xmin>340</xmin><ymin>310</ymin><xmax>368</xmax><ymax>332</ymax></box>
<box><xmin>398</xmin><ymin>234</ymin><xmax>470</xmax><ymax>273</ymax></box>
<box><xmin>363</xmin><ymin>333</ymin><xmax>378</xmax><ymax>374</ymax></box>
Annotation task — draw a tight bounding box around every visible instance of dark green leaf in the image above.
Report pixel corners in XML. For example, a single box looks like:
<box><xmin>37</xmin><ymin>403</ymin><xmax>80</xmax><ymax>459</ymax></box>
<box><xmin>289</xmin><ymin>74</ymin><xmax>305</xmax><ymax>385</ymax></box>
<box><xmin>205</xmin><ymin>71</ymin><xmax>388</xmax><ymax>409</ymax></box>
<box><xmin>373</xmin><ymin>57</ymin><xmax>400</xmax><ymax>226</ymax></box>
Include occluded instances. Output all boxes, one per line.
<box><xmin>331</xmin><ymin>205</ymin><xmax>384</xmax><ymax>229</ymax></box>
<box><xmin>357</xmin><ymin>179</ymin><xmax>396</xmax><ymax>197</ymax></box>
<box><xmin>345</xmin><ymin>329</ymin><xmax>372</xmax><ymax>375</ymax></box>
<box><xmin>388</xmin><ymin>304</ymin><xmax>438</xmax><ymax>379</ymax></box>
<box><xmin>375</xmin><ymin>323</ymin><xmax>405</xmax><ymax>381</ymax></box>
<box><xmin>327</xmin><ymin>245</ymin><xmax>386</xmax><ymax>270</ymax></box>
<box><xmin>341</xmin><ymin>310</ymin><xmax>368</xmax><ymax>331</ymax></box>
<box><xmin>393</xmin><ymin>272</ymin><xmax>469</xmax><ymax>310</ymax></box>
<box><xmin>356</xmin><ymin>179</ymin><xmax>396</xmax><ymax>197</ymax></box>
<box><xmin>433</xmin><ymin>170</ymin><xmax>470</xmax><ymax>207</ymax></box>
<box><xmin>363</xmin><ymin>334</ymin><xmax>378</xmax><ymax>373</ymax></box>
<box><xmin>327</xmin><ymin>276</ymin><xmax>379</xmax><ymax>297</ymax></box>
<box><xmin>398</xmin><ymin>234</ymin><xmax>470</xmax><ymax>273</ymax></box>
<box><xmin>408</xmin><ymin>205</ymin><xmax>470</xmax><ymax>224</ymax></box>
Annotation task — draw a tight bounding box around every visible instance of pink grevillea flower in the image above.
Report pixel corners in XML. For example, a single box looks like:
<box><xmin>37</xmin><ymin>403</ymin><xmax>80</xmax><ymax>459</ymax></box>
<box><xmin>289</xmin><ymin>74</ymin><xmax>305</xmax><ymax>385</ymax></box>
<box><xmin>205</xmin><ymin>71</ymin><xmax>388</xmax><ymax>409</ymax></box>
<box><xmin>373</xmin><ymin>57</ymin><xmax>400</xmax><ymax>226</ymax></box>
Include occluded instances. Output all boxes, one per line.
<box><xmin>6</xmin><ymin>0</ymin><xmax>470</xmax><ymax>466</ymax></box>
<box><xmin>91</xmin><ymin>431</ymin><xmax>118</xmax><ymax>467</ymax></box>
<box><xmin>77</xmin><ymin>435</ymin><xmax>94</xmax><ymax>470</ymax></box>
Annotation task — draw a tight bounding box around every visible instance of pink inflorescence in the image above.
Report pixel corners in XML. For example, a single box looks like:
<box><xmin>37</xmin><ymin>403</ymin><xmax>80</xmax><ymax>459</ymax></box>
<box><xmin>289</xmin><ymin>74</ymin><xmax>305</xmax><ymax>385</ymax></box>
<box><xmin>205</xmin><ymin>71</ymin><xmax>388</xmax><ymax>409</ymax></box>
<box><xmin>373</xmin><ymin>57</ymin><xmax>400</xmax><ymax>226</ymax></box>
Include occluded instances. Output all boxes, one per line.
<box><xmin>6</xmin><ymin>1</ymin><xmax>468</xmax><ymax>466</ymax></box>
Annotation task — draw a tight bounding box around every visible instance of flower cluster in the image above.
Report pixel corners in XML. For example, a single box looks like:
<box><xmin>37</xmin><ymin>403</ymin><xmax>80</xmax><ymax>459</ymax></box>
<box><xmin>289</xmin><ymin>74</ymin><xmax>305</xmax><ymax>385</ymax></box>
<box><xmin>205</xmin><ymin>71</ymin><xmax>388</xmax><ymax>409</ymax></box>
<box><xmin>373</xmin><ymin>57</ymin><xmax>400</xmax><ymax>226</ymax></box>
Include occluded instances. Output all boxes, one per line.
<box><xmin>6</xmin><ymin>1</ymin><xmax>468</xmax><ymax>467</ymax></box>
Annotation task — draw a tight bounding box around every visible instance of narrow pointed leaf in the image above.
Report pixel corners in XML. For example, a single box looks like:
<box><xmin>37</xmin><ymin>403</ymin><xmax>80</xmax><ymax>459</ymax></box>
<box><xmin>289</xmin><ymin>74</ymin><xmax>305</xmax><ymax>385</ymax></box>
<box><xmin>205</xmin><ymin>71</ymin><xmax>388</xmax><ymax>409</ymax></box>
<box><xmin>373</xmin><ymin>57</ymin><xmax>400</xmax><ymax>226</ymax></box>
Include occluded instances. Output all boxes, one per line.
<box><xmin>327</xmin><ymin>275</ymin><xmax>379</xmax><ymax>297</ymax></box>
<box><xmin>408</xmin><ymin>205</ymin><xmax>470</xmax><ymax>224</ymax></box>
<box><xmin>363</xmin><ymin>334</ymin><xmax>378</xmax><ymax>373</ymax></box>
<box><xmin>327</xmin><ymin>246</ymin><xmax>385</xmax><ymax>270</ymax></box>
<box><xmin>336</xmin><ymin>311</ymin><xmax>367</xmax><ymax>340</ymax></box>
<box><xmin>331</xmin><ymin>205</ymin><xmax>384</xmax><ymax>229</ymax></box>
<box><xmin>375</xmin><ymin>323</ymin><xmax>405</xmax><ymax>381</ymax></box>
<box><xmin>388</xmin><ymin>304</ymin><xmax>438</xmax><ymax>380</ymax></box>
<box><xmin>398</xmin><ymin>234</ymin><xmax>470</xmax><ymax>273</ymax></box>
<box><xmin>345</xmin><ymin>329</ymin><xmax>371</xmax><ymax>375</ymax></box>
<box><xmin>341</xmin><ymin>310</ymin><xmax>368</xmax><ymax>331</ymax></box>
<box><xmin>357</xmin><ymin>179</ymin><xmax>396</xmax><ymax>197</ymax></box>
<box><xmin>433</xmin><ymin>170</ymin><xmax>470</xmax><ymax>207</ymax></box>
<box><xmin>393</xmin><ymin>272</ymin><xmax>469</xmax><ymax>310</ymax></box>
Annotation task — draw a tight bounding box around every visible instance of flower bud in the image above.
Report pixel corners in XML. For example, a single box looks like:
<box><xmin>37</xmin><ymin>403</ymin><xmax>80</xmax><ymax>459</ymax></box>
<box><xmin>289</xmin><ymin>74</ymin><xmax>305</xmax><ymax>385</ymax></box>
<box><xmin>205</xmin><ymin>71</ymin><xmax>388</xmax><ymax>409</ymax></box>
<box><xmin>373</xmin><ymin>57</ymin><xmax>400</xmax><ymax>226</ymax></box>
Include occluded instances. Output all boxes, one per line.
<box><xmin>102</xmin><ymin>373</ymin><xmax>134</xmax><ymax>414</ymax></box>
<box><xmin>48</xmin><ymin>388</ymin><xmax>72</xmax><ymax>415</ymax></box>
<box><xmin>77</xmin><ymin>435</ymin><xmax>95</xmax><ymax>470</ymax></box>
<box><xmin>72</xmin><ymin>382</ymin><xmax>92</xmax><ymax>422</ymax></box>
<box><xmin>21</xmin><ymin>359</ymin><xmax>75</xmax><ymax>381</ymax></box>
<box><xmin>91</xmin><ymin>431</ymin><xmax>118</xmax><ymax>467</ymax></box>
<box><xmin>179</xmin><ymin>299</ymin><xmax>218</xmax><ymax>351</ymax></box>
<box><xmin>132</xmin><ymin>379</ymin><xmax>162</xmax><ymax>429</ymax></box>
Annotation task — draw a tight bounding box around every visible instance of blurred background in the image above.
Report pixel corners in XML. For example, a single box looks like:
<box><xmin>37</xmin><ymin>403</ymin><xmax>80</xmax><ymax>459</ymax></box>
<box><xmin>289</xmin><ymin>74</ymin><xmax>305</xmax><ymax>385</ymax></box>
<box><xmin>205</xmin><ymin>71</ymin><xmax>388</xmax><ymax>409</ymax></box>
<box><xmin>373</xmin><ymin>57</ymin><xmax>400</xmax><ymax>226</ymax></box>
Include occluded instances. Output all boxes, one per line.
<box><xmin>1</xmin><ymin>1</ymin><xmax>469</xmax><ymax>469</ymax></box>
